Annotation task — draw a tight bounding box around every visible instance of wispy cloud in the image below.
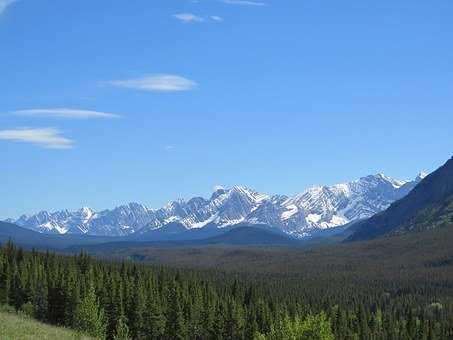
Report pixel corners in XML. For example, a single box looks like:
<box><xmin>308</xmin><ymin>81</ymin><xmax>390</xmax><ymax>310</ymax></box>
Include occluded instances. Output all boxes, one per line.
<box><xmin>0</xmin><ymin>0</ymin><xmax>17</xmax><ymax>15</ymax></box>
<box><xmin>173</xmin><ymin>13</ymin><xmax>204</xmax><ymax>23</ymax></box>
<box><xmin>104</xmin><ymin>74</ymin><xmax>197</xmax><ymax>92</ymax></box>
<box><xmin>0</xmin><ymin>128</ymin><xmax>74</xmax><ymax>149</ymax></box>
<box><xmin>222</xmin><ymin>0</ymin><xmax>267</xmax><ymax>6</ymax></box>
<box><xmin>173</xmin><ymin>13</ymin><xmax>222</xmax><ymax>24</ymax></box>
<box><xmin>14</xmin><ymin>108</ymin><xmax>121</xmax><ymax>119</ymax></box>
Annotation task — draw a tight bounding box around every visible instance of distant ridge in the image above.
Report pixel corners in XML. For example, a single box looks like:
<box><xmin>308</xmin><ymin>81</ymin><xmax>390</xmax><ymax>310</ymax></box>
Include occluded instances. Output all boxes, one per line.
<box><xmin>0</xmin><ymin>221</ymin><xmax>115</xmax><ymax>250</ymax></box>
<box><xmin>0</xmin><ymin>221</ymin><xmax>41</xmax><ymax>241</ymax></box>
<box><xmin>348</xmin><ymin>156</ymin><xmax>453</xmax><ymax>241</ymax></box>
<box><xmin>200</xmin><ymin>226</ymin><xmax>299</xmax><ymax>246</ymax></box>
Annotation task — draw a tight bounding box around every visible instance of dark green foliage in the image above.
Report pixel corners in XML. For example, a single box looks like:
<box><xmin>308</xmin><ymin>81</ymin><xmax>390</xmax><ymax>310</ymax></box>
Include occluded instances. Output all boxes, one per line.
<box><xmin>114</xmin><ymin>314</ymin><xmax>130</xmax><ymax>340</ymax></box>
<box><xmin>255</xmin><ymin>312</ymin><xmax>334</xmax><ymax>340</ymax></box>
<box><xmin>165</xmin><ymin>281</ymin><xmax>187</xmax><ymax>339</ymax></box>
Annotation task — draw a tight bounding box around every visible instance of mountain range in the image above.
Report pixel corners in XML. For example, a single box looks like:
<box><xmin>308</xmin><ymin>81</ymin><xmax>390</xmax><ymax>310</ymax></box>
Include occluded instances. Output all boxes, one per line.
<box><xmin>348</xmin><ymin>157</ymin><xmax>453</xmax><ymax>241</ymax></box>
<box><xmin>7</xmin><ymin>172</ymin><xmax>426</xmax><ymax>238</ymax></box>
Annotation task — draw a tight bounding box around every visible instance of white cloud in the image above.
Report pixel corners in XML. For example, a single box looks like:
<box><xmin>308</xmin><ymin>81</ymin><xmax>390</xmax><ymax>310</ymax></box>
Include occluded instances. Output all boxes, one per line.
<box><xmin>173</xmin><ymin>13</ymin><xmax>204</xmax><ymax>23</ymax></box>
<box><xmin>173</xmin><ymin>13</ymin><xmax>223</xmax><ymax>24</ymax></box>
<box><xmin>0</xmin><ymin>0</ymin><xmax>17</xmax><ymax>15</ymax></box>
<box><xmin>14</xmin><ymin>108</ymin><xmax>120</xmax><ymax>119</ymax></box>
<box><xmin>222</xmin><ymin>0</ymin><xmax>267</xmax><ymax>6</ymax></box>
<box><xmin>0</xmin><ymin>128</ymin><xmax>74</xmax><ymax>149</ymax></box>
<box><xmin>105</xmin><ymin>74</ymin><xmax>197</xmax><ymax>92</ymax></box>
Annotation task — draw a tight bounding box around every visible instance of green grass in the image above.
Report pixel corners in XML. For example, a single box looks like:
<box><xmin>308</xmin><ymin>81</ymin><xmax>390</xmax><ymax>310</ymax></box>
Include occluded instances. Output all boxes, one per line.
<box><xmin>0</xmin><ymin>308</ymin><xmax>96</xmax><ymax>340</ymax></box>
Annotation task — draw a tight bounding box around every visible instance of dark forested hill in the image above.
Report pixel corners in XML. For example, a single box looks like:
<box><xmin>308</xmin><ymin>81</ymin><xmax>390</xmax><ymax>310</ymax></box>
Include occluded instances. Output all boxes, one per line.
<box><xmin>0</xmin><ymin>221</ymin><xmax>115</xmax><ymax>249</ymax></box>
<box><xmin>1</xmin><ymin>219</ymin><xmax>299</xmax><ymax>250</ymax></box>
<box><xmin>0</xmin><ymin>221</ymin><xmax>40</xmax><ymax>239</ymax></box>
<box><xmin>347</xmin><ymin>156</ymin><xmax>453</xmax><ymax>241</ymax></box>
<box><xmin>200</xmin><ymin>226</ymin><xmax>298</xmax><ymax>245</ymax></box>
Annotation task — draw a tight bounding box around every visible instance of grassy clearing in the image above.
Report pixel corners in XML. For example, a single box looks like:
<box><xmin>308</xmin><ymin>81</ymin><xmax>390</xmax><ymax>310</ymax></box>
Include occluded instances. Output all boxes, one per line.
<box><xmin>0</xmin><ymin>308</ymin><xmax>95</xmax><ymax>340</ymax></box>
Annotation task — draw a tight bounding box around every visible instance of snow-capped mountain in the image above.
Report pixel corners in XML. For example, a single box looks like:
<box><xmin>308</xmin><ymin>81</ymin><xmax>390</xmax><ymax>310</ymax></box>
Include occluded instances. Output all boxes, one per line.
<box><xmin>9</xmin><ymin>173</ymin><xmax>426</xmax><ymax>238</ymax></box>
<box><xmin>247</xmin><ymin>173</ymin><xmax>424</xmax><ymax>236</ymax></box>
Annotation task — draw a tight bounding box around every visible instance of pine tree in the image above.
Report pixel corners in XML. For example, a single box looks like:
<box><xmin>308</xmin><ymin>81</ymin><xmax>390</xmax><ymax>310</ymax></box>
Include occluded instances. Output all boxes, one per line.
<box><xmin>143</xmin><ymin>294</ymin><xmax>166</xmax><ymax>339</ymax></box>
<box><xmin>224</xmin><ymin>299</ymin><xmax>245</xmax><ymax>339</ymax></box>
<box><xmin>129</xmin><ymin>279</ymin><xmax>146</xmax><ymax>339</ymax></box>
<box><xmin>77</xmin><ymin>283</ymin><xmax>106</xmax><ymax>339</ymax></box>
<box><xmin>65</xmin><ymin>278</ymin><xmax>81</xmax><ymax>328</ymax></box>
<box><xmin>114</xmin><ymin>313</ymin><xmax>131</xmax><ymax>340</ymax></box>
<box><xmin>298</xmin><ymin>312</ymin><xmax>335</xmax><ymax>340</ymax></box>
<box><xmin>245</xmin><ymin>307</ymin><xmax>259</xmax><ymax>339</ymax></box>
<box><xmin>34</xmin><ymin>278</ymin><xmax>48</xmax><ymax>322</ymax></box>
<box><xmin>166</xmin><ymin>282</ymin><xmax>187</xmax><ymax>340</ymax></box>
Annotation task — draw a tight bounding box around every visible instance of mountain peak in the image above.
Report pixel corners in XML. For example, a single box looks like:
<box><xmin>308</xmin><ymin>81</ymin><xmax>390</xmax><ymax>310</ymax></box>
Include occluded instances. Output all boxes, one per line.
<box><xmin>164</xmin><ymin>198</ymin><xmax>185</xmax><ymax>210</ymax></box>
<box><xmin>79</xmin><ymin>206</ymin><xmax>94</xmax><ymax>214</ymax></box>
<box><xmin>416</xmin><ymin>171</ymin><xmax>428</xmax><ymax>181</ymax></box>
<box><xmin>231</xmin><ymin>185</ymin><xmax>252</xmax><ymax>193</ymax></box>
<box><xmin>211</xmin><ymin>187</ymin><xmax>227</xmax><ymax>200</ymax></box>
<box><xmin>367</xmin><ymin>173</ymin><xmax>406</xmax><ymax>188</ymax></box>
<box><xmin>229</xmin><ymin>185</ymin><xmax>269</xmax><ymax>203</ymax></box>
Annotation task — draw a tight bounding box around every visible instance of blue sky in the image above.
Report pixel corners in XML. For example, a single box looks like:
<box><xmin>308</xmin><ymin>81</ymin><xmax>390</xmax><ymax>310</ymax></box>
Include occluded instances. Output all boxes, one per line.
<box><xmin>1</xmin><ymin>0</ymin><xmax>452</xmax><ymax>218</ymax></box>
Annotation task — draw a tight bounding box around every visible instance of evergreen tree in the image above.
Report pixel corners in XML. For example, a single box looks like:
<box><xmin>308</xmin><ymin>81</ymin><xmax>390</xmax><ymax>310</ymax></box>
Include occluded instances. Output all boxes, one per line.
<box><xmin>143</xmin><ymin>295</ymin><xmax>166</xmax><ymax>339</ymax></box>
<box><xmin>224</xmin><ymin>299</ymin><xmax>245</xmax><ymax>339</ymax></box>
<box><xmin>114</xmin><ymin>314</ymin><xmax>131</xmax><ymax>340</ymax></box>
<box><xmin>298</xmin><ymin>312</ymin><xmax>335</xmax><ymax>340</ymax></box>
<box><xmin>77</xmin><ymin>283</ymin><xmax>106</xmax><ymax>339</ymax></box>
<box><xmin>34</xmin><ymin>278</ymin><xmax>48</xmax><ymax>322</ymax></box>
<box><xmin>245</xmin><ymin>307</ymin><xmax>259</xmax><ymax>339</ymax></box>
<box><xmin>129</xmin><ymin>279</ymin><xmax>147</xmax><ymax>339</ymax></box>
<box><xmin>165</xmin><ymin>282</ymin><xmax>187</xmax><ymax>340</ymax></box>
